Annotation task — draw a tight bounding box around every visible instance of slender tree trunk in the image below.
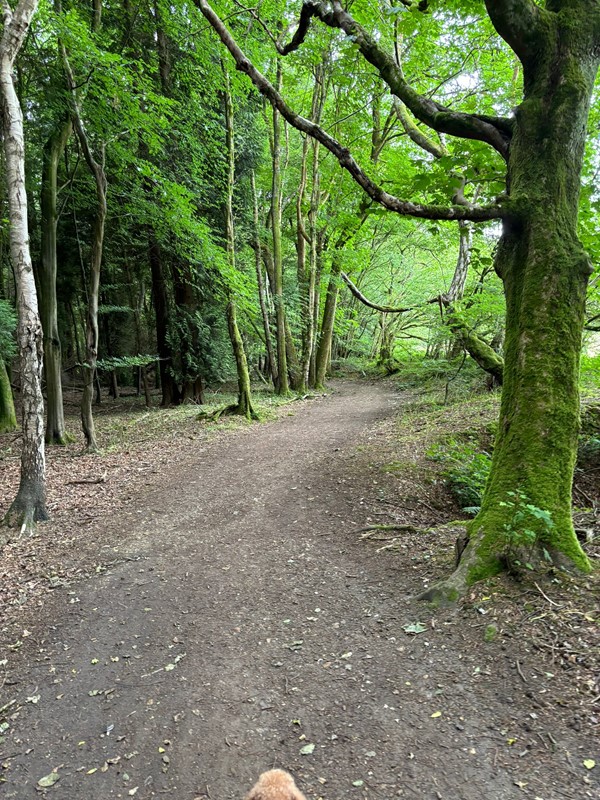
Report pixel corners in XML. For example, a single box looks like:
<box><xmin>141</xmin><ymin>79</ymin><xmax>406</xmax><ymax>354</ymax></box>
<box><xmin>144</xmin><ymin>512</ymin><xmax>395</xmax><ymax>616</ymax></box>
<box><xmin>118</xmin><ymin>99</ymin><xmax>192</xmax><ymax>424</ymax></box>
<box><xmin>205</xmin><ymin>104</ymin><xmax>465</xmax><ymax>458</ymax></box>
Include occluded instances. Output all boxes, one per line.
<box><xmin>38</xmin><ymin>120</ymin><xmax>72</xmax><ymax>444</ymax></box>
<box><xmin>426</xmin><ymin>15</ymin><xmax>598</xmax><ymax>600</ymax></box>
<box><xmin>223</xmin><ymin>65</ymin><xmax>257</xmax><ymax>420</ymax></box>
<box><xmin>61</xmin><ymin>27</ymin><xmax>106</xmax><ymax>452</ymax></box>
<box><xmin>148</xmin><ymin>235</ymin><xmax>180</xmax><ymax>406</ymax></box>
<box><xmin>251</xmin><ymin>171</ymin><xmax>277</xmax><ymax>387</ymax></box>
<box><xmin>315</xmin><ymin>210</ymin><xmax>369</xmax><ymax>388</ymax></box>
<box><xmin>270</xmin><ymin>63</ymin><xmax>289</xmax><ymax>395</ymax></box>
<box><xmin>1</xmin><ymin>0</ymin><xmax>48</xmax><ymax>534</ymax></box>
<box><xmin>79</xmin><ymin>165</ymin><xmax>106</xmax><ymax>451</ymax></box>
<box><xmin>0</xmin><ymin>355</ymin><xmax>17</xmax><ymax>433</ymax></box>
<box><xmin>296</xmin><ymin>124</ymin><xmax>309</xmax><ymax>392</ymax></box>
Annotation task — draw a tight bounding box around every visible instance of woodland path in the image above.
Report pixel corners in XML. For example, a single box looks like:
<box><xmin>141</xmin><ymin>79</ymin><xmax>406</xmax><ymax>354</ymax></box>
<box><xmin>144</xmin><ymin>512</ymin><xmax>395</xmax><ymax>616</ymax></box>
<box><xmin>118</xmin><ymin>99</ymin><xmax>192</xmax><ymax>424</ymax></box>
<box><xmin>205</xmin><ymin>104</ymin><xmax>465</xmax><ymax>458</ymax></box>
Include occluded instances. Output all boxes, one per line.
<box><xmin>0</xmin><ymin>383</ymin><xmax>593</xmax><ymax>799</ymax></box>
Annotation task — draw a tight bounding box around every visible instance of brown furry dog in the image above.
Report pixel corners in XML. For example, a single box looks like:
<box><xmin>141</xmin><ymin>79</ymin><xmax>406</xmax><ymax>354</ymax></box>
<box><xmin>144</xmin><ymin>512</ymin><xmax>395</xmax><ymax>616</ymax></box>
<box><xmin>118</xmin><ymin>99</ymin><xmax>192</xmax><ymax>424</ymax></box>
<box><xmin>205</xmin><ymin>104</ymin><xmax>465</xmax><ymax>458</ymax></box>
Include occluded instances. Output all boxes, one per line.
<box><xmin>245</xmin><ymin>770</ymin><xmax>306</xmax><ymax>800</ymax></box>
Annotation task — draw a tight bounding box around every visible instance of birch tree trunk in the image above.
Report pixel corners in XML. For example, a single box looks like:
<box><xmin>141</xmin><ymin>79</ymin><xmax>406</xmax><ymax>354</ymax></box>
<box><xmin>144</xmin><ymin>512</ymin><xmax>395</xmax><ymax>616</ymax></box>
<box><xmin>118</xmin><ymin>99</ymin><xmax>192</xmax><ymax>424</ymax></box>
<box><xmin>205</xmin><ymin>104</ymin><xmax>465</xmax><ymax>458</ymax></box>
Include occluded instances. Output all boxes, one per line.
<box><xmin>0</xmin><ymin>0</ymin><xmax>48</xmax><ymax>535</ymax></box>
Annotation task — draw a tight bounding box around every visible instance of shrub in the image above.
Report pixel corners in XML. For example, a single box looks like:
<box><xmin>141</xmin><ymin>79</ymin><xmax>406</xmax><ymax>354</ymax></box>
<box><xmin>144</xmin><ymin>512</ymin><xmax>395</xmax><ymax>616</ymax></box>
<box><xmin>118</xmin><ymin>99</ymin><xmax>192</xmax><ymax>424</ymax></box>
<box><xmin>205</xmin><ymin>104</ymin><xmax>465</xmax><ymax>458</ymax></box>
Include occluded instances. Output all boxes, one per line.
<box><xmin>428</xmin><ymin>437</ymin><xmax>492</xmax><ymax>512</ymax></box>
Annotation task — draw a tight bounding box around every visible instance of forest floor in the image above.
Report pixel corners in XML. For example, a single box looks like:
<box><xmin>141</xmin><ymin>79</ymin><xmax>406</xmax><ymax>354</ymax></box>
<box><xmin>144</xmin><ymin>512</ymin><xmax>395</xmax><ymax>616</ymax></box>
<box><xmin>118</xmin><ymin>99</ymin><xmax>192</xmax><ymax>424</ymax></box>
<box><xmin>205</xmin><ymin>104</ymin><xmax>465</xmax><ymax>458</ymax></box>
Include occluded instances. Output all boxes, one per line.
<box><xmin>0</xmin><ymin>379</ymin><xmax>598</xmax><ymax>800</ymax></box>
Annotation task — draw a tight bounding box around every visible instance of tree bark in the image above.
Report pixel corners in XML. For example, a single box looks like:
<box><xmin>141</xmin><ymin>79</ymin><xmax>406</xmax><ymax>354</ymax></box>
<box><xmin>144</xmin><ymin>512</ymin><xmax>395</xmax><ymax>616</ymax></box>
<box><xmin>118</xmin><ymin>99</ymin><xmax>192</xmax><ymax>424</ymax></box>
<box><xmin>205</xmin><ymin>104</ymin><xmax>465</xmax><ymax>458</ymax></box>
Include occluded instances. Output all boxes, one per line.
<box><xmin>0</xmin><ymin>354</ymin><xmax>17</xmax><ymax>433</ymax></box>
<box><xmin>38</xmin><ymin>119</ymin><xmax>72</xmax><ymax>444</ymax></box>
<box><xmin>270</xmin><ymin>63</ymin><xmax>289</xmax><ymax>394</ymax></box>
<box><xmin>251</xmin><ymin>171</ymin><xmax>277</xmax><ymax>386</ymax></box>
<box><xmin>223</xmin><ymin>64</ymin><xmax>257</xmax><ymax>420</ymax></box>
<box><xmin>1</xmin><ymin>0</ymin><xmax>48</xmax><ymax>534</ymax></box>
<box><xmin>61</xmin><ymin>33</ymin><xmax>106</xmax><ymax>452</ymax></box>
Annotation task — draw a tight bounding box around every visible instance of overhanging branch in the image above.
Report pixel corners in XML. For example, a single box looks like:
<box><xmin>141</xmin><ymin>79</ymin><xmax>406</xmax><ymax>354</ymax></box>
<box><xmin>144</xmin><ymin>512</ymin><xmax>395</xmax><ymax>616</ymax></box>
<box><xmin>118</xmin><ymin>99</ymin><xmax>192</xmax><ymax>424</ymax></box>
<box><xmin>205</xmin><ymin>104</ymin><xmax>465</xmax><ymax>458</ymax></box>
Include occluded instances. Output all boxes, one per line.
<box><xmin>280</xmin><ymin>0</ymin><xmax>512</xmax><ymax>158</ymax></box>
<box><xmin>195</xmin><ymin>0</ymin><xmax>504</xmax><ymax>223</ymax></box>
<box><xmin>341</xmin><ymin>272</ymin><xmax>435</xmax><ymax>314</ymax></box>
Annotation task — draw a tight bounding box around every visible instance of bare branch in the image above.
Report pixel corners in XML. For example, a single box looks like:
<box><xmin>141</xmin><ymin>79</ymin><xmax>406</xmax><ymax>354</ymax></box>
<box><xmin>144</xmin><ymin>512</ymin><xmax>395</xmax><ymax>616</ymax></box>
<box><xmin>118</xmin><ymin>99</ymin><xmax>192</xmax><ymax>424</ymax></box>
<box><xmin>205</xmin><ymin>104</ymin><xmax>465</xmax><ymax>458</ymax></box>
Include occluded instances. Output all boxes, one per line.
<box><xmin>195</xmin><ymin>0</ymin><xmax>504</xmax><ymax>223</ymax></box>
<box><xmin>341</xmin><ymin>272</ymin><xmax>436</xmax><ymax>314</ymax></box>
<box><xmin>280</xmin><ymin>0</ymin><xmax>512</xmax><ymax>158</ymax></box>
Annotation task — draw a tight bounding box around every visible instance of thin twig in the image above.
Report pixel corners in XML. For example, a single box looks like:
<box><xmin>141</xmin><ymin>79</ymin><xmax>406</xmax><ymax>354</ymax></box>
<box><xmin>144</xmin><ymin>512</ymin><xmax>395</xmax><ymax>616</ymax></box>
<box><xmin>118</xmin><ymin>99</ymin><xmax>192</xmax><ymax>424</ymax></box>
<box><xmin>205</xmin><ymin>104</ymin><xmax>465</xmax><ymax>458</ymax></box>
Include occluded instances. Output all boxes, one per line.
<box><xmin>533</xmin><ymin>582</ymin><xmax>560</xmax><ymax>607</ymax></box>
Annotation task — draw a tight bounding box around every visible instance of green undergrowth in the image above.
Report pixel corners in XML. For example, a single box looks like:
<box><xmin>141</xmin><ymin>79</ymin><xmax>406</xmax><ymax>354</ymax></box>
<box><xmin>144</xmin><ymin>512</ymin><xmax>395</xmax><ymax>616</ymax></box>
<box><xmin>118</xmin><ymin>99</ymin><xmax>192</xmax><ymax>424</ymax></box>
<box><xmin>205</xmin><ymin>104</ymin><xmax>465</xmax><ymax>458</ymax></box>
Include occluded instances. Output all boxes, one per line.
<box><xmin>427</xmin><ymin>436</ymin><xmax>492</xmax><ymax>513</ymax></box>
<box><xmin>393</xmin><ymin>356</ymin><xmax>491</xmax><ymax>401</ymax></box>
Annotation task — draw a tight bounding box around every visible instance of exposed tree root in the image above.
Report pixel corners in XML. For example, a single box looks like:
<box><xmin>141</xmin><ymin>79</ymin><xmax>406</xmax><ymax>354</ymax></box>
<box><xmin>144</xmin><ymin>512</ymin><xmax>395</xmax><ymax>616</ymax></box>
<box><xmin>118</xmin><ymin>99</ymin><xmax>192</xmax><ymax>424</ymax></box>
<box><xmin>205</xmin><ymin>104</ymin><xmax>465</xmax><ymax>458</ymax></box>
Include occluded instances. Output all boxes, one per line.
<box><xmin>359</xmin><ymin>523</ymin><xmax>424</xmax><ymax>537</ymax></box>
<box><xmin>197</xmin><ymin>403</ymin><xmax>259</xmax><ymax>423</ymax></box>
<box><xmin>2</xmin><ymin>492</ymin><xmax>49</xmax><ymax>545</ymax></box>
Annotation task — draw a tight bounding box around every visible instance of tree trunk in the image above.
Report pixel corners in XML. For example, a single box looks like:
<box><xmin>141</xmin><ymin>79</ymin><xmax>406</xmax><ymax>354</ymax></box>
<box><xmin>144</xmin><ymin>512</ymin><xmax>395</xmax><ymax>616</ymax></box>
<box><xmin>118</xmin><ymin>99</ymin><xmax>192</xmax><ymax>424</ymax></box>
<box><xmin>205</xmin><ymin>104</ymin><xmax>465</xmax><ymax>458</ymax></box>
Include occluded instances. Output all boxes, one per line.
<box><xmin>149</xmin><ymin>236</ymin><xmax>180</xmax><ymax>406</ymax></box>
<box><xmin>251</xmin><ymin>171</ymin><xmax>277</xmax><ymax>387</ymax></box>
<box><xmin>0</xmin><ymin>355</ymin><xmax>17</xmax><ymax>433</ymax></box>
<box><xmin>223</xmin><ymin>65</ymin><xmax>257</xmax><ymax>420</ymax></box>
<box><xmin>425</xmin><ymin>15</ymin><xmax>598</xmax><ymax>600</ymax></box>
<box><xmin>61</xmin><ymin>34</ymin><xmax>106</xmax><ymax>452</ymax></box>
<box><xmin>270</xmin><ymin>63</ymin><xmax>289</xmax><ymax>395</ymax></box>
<box><xmin>38</xmin><ymin>119</ymin><xmax>72</xmax><ymax>444</ymax></box>
<box><xmin>1</xmin><ymin>0</ymin><xmax>48</xmax><ymax>534</ymax></box>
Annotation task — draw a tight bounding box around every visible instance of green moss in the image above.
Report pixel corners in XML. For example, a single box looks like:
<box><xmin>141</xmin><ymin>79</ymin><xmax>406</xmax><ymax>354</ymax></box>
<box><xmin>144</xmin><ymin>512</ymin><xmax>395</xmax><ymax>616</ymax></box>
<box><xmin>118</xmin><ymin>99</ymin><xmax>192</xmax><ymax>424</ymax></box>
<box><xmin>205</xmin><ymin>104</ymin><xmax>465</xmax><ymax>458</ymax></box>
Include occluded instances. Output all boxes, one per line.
<box><xmin>0</xmin><ymin>357</ymin><xmax>17</xmax><ymax>434</ymax></box>
<box><xmin>484</xmin><ymin>624</ymin><xmax>498</xmax><ymax>643</ymax></box>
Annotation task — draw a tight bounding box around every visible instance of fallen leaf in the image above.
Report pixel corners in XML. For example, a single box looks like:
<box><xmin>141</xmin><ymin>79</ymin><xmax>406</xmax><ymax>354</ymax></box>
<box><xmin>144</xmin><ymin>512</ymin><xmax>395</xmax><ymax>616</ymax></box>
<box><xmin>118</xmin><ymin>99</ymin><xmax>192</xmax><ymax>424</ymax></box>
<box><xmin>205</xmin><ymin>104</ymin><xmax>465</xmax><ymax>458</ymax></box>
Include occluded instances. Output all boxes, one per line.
<box><xmin>583</xmin><ymin>759</ymin><xmax>596</xmax><ymax>770</ymax></box>
<box><xmin>352</xmin><ymin>781</ymin><xmax>364</xmax><ymax>787</ymax></box>
<box><xmin>403</xmin><ymin>622</ymin><xmax>427</xmax><ymax>635</ymax></box>
<box><xmin>431</xmin><ymin>711</ymin><xmax>442</xmax><ymax>718</ymax></box>
<box><xmin>37</xmin><ymin>771</ymin><xmax>60</xmax><ymax>788</ymax></box>
<box><xmin>299</xmin><ymin>743</ymin><xmax>315</xmax><ymax>755</ymax></box>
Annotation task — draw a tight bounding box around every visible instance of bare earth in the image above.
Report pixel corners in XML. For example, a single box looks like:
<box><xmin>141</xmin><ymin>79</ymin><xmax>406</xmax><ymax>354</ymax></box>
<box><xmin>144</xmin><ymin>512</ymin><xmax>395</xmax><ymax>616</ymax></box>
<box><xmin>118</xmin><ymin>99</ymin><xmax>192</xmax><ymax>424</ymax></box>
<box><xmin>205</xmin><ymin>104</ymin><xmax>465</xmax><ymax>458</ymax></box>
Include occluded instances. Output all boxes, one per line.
<box><xmin>0</xmin><ymin>382</ymin><xmax>598</xmax><ymax>800</ymax></box>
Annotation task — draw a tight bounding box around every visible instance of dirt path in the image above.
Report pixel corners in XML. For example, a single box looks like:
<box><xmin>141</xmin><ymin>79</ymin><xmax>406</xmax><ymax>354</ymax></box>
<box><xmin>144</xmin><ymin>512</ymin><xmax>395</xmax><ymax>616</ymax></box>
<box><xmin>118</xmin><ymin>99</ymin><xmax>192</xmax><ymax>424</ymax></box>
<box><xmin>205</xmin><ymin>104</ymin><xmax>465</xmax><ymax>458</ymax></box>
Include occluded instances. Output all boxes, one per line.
<box><xmin>0</xmin><ymin>383</ymin><xmax>596</xmax><ymax>799</ymax></box>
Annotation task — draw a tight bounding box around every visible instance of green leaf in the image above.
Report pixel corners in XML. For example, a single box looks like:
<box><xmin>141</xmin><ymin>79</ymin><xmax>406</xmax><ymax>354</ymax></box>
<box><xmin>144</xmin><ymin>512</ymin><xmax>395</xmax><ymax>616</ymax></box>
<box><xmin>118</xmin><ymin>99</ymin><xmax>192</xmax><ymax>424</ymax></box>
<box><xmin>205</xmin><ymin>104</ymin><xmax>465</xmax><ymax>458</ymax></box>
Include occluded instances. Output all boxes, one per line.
<box><xmin>403</xmin><ymin>622</ymin><xmax>427</xmax><ymax>635</ymax></box>
<box><xmin>38</xmin><ymin>771</ymin><xmax>60</xmax><ymax>788</ymax></box>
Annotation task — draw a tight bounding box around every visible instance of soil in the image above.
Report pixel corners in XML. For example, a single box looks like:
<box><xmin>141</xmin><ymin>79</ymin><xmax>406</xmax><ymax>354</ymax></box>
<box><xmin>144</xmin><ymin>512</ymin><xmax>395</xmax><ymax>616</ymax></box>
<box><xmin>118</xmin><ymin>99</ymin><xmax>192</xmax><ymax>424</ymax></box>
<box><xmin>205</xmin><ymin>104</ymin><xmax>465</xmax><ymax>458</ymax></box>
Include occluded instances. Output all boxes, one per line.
<box><xmin>0</xmin><ymin>380</ymin><xmax>598</xmax><ymax>800</ymax></box>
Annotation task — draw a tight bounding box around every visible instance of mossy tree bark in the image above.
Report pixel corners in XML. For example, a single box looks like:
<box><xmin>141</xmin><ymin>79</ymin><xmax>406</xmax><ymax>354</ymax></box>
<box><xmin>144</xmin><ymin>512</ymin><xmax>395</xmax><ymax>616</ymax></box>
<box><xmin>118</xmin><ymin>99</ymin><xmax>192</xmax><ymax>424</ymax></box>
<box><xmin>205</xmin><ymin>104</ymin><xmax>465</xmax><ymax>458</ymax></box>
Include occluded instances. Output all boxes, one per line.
<box><xmin>0</xmin><ymin>355</ymin><xmax>17</xmax><ymax>433</ymax></box>
<box><xmin>1</xmin><ymin>0</ymin><xmax>48</xmax><ymax>536</ymax></box>
<box><xmin>425</xmin><ymin>4</ymin><xmax>599</xmax><ymax>600</ymax></box>
<box><xmin>223</xmin><ymin>65</ymin><xmax>257</xmax><ymax>420</ymax></box>
<box><xmin>38</xmin><ymin>119</ymin><xmax>72</xmax><ymax>445</ymax></box>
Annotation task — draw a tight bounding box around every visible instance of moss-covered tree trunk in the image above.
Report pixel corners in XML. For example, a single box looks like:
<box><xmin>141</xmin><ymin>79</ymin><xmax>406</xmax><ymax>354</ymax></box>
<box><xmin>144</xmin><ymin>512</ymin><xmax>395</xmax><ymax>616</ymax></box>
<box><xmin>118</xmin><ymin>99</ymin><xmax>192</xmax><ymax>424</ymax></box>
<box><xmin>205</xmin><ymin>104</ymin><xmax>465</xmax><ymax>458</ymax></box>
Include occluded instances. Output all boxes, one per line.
<box><xmin>38</xmin><ymin>120</ymin><xmax>72</xmax><ymax>445</ymax></box>
<box><xmin>426</xmin><ymin>8</ymin><xmax>599</xmax><ymax>599</ymax></box>
<box><xmin>0</xmin><ymin>355</ymin><xmax>17</xmax><ymax>433</ymax></box>
<box><xmin>223</xmin><ymin>65</ymin><xmax>257</xmax><ymax>420</ymax></box>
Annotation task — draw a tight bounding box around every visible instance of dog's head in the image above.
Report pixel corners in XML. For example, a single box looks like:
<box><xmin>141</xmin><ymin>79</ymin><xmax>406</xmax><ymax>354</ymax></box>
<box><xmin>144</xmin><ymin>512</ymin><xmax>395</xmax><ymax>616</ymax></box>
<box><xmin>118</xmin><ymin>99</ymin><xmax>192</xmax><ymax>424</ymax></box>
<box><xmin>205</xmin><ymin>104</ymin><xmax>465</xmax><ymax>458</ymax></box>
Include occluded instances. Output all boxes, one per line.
<box><xmin>245</xmin><ymin>769</ymin><xmax>306</xmax><ymax>800</ymax></box>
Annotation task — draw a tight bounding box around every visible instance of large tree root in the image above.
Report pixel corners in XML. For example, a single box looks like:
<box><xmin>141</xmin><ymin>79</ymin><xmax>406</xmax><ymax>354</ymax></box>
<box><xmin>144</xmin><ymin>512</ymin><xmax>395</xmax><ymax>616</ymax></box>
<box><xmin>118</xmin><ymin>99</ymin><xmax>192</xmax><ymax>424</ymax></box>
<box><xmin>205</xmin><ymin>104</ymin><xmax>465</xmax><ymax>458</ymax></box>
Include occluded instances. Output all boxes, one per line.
<box><xmin>2</xmin><ymin>493</ymin><xmax>49</xmax><ymax>544</ymax></box>
<box><xmin>198</xmin><ymin>403</ymin><xmax>259</xmax><ymax>422</ymax></box>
